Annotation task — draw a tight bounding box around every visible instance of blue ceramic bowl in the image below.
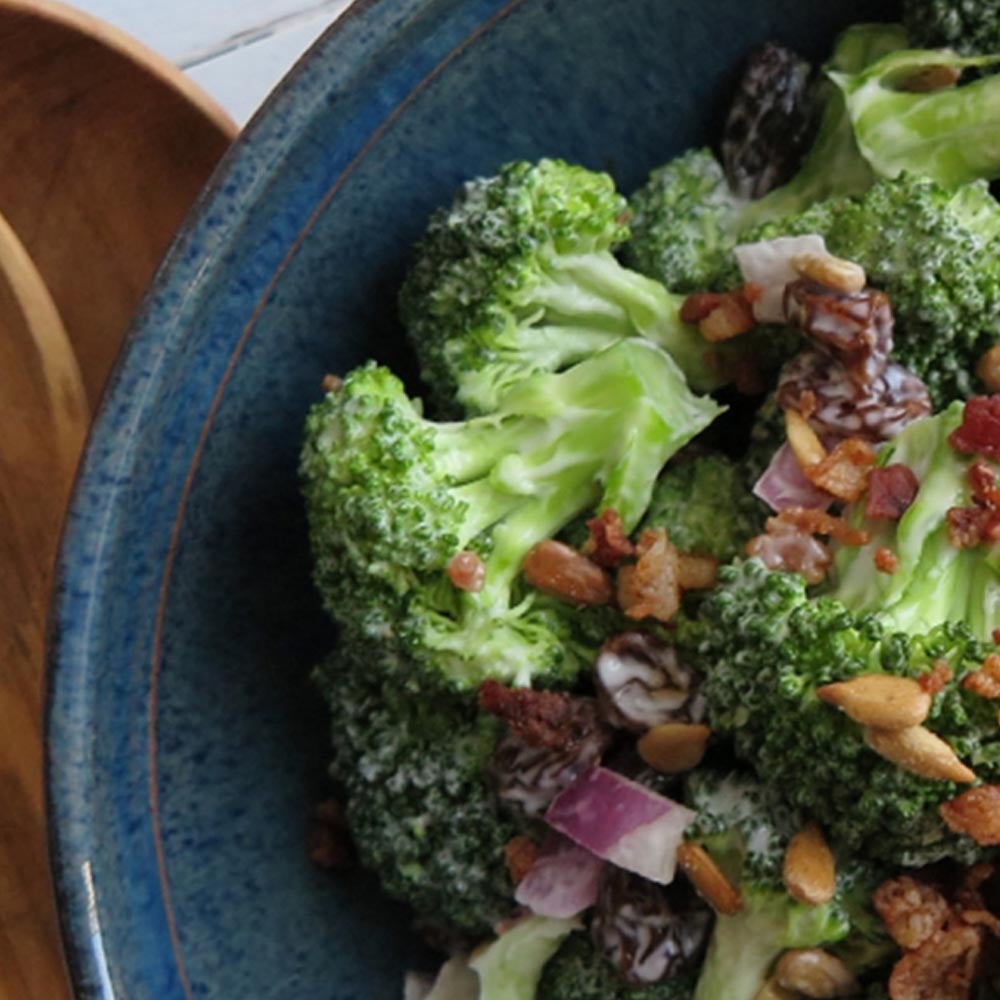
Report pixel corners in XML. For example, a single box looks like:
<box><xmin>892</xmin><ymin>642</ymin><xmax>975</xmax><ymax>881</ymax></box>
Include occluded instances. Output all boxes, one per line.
<box><xmin>47</xmin><ymin>1</ymin><xmax>896</xmax><ymax>997</ymax></box>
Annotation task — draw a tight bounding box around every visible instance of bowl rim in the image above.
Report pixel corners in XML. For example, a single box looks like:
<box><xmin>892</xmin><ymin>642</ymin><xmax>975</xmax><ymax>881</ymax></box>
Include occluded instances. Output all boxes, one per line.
<box><xmin>42</xmin><ymin>0</ymin><xmax>529</xmax><ymax>995</ymax></box>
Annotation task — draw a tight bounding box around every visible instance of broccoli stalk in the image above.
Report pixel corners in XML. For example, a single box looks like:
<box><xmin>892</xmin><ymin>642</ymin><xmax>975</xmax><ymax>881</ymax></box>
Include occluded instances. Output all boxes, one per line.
<box><xmin>683</xmin><ymin>772</ymin><xmax>857</xmax><ymax>1000</ymax></box>
<box><xmin>301</xmin><ymin>338</ymin><xmax>722</xmax><ymax>689</ymax></box>
<box><xmin>399</xmin><ymin>158</ymin><xmax>720</xmax><ymax>416</ymax></box>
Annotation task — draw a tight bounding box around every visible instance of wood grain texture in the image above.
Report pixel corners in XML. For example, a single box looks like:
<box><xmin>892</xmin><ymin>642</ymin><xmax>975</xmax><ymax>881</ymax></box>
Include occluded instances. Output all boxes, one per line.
<box><xmin>0</xmin><ymin>209</ymin><xmax>86</xmax><ymax>1000</ymax></box>
<box><xmin>0</xmin><ymin>3</ymin><xmax>237</xmax><ymax>996</ymax></box>
<box><xmin>0</xmin><ymin>0</ymin><xmax>238</xmax><ymax>406</ymax></box>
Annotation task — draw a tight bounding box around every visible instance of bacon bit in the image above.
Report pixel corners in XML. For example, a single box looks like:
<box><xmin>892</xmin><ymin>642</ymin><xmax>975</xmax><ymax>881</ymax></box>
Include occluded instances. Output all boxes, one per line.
<box><xmin>949</xmin><ymin>395</ymin><xmax>1000</xmax><ymax>459</ymax></box>
<box><xmin>746</xmin><ymin>519</ymin><xmax>833</xmax><ymax>586</ymax></box>
<box><xmin>773</xmin><ymin>507</ymin><xmax>871</xmax><ymax>547</ymax></box>
<box><xmin>582</xmin><ymin>509</ymin><xmax>635</xmax><ymax>568</ymax></box>
<box><xmin>741</xmin><ymin>282</ymin><xmax>764</xmax><ymax>304</ymax></box>
<box><xmin>961</xmin><ymin>654</ymin><xmax>1000</xmax><ymax>700</ymax></box>
<box><xmin>478</xmin><ymin>680</ymin><xmax>605</xmax><ymax>750</ymax></box>
<box><xmin>946</xmin><ymin>505</ymin><xmax>992</xmax><ymax>549</ymax></box>
<box><xmin>804</xmin><ymin>437</ymin><xmax>876</xmax><ymax>502</ymax></box>
<box><xmin>888</xmin><ymin>923</ymin><xmax>983</xmax><ymax>1000</ymax></box>
<box><xmin>320</xmin><ymin>373</ymin><xmax>343</xmax><ymax>393</ymax></box>
<box><xmin>866</xmin><ymin>464</ymin><xmax>920</xmax><ymax>521</ymax></box>
<box><xmin>993</xmin><ymin>629</ymin><xmax>1000</xmax><ymax>645</ymax></box>
<box><xmin>503</xmin><ymin>835</ymin><xmax>540</xmax><ymax>884</ymax></box>
<box><xmin>698</xmin><ymin>292</ymin><xmax>757</xmax><ymax>343</ymax></box>
<box><xmin>446</xmin><ymin>550</ymin><xmax>486</xmax><ymax>592</ymax></box>
<box><xmin>617</xmin><ymin>529</ymin><xmax>681</xmax><ymax>623</ymax></box>
<box><xmin>679</xmin><ymin>292</ymin><xmax>724</xmax><ymax>324</ymax></box>
<box><xmin>875</xmin><ymin>547</ymin><xmax>899</xmax><ymax>574</ymax></box>
<box><xmin>676</xmin><ymin>553</ymin><xmax>719</xmax><ymax>590</ymax></box>
<box><xmin>968</xmin><ymin>461</ymin><xmax>1000</xmax><ymax>507</ymax></box>
<box><xmin>874</xmin><ymin>875</ymin><xmax>951</xmax><ymax>951</ymax></box>
<box><xmin>940</xmin><ymin>786</ymin><xmax>1000</xmax><ymax>845</ymax></box>
<box><xmin>919</xmin><ymin>660</ymin><xmax>954</xmax><ymax>696</ymax></box>
<box><xmin>523</xmin><ymin>540</ymin><xmax>613</xmax><ymax>606</ymax></box>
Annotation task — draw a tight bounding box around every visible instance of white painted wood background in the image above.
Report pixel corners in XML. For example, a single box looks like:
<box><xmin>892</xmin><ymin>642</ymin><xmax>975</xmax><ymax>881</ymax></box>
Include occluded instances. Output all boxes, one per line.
<box><xmin>74</xmin><ymin>0</ymin><xmax>353</xmax><ymax>123</ymax></box>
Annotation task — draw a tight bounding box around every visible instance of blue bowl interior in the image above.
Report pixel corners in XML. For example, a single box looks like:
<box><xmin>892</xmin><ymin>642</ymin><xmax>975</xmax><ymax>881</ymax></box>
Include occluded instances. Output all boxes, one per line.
<box><xmin>48</xmin><ymin>0</ymin><xmax>896</xmax><ymax>997</ymax></box>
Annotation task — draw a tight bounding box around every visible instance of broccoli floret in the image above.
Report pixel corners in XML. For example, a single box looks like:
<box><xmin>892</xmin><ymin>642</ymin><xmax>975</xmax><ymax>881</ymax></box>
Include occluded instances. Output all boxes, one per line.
<box><xmin>538</xmin><ymin>934</ymin><xmax>698</xmax><ymax>1000</ymax></box>
<box><xmin>301</xmin><ymin>339</ymin><xmax>722</xmax><ymax>689</ymax></box>
<box><xmin>623</xmin><ymin>150</ymin><xmax>739</xmax><ymax>294</ymax></box>
<box><xmin>399</xmin><ymin>158</ymin><xmax>720</xmax><ymax>415</ymax></box>
<box><xmin>315</xmin><ymin>644</ymin><xmax>517</xmax><ymax>935</ymax></box>
<box><xmin>640</xmin><ymin>453</ymin><xmax>765</xmax><ymax>562</ymax></box>
<box><xmin>679</xmin><ymin>557</ymin><xmax>1000</xmax><ymax>866</ymax></box>
<box><xmin>683</xmin><ymin>771</ymin><xmax>881</xmax><ymax>1000</ymax></box>
<box><xmin>903</xmin><ymin>0</ymin><xmax>1000</xmax><ymax>56</ymax></box>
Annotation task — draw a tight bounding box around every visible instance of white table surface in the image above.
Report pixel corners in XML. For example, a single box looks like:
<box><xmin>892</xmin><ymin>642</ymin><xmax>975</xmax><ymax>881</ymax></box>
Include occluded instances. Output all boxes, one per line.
<box><xmin>73</xmin><ymin>0</ymin><xmax>353</xmax><ymax>124</ymax></box>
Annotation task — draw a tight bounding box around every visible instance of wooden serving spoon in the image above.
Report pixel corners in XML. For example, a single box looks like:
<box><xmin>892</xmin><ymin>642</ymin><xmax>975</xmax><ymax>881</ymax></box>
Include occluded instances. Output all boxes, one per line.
<box><xmin>0</xmin><ymin>0</ymin><xmax>238</xmax><ymax>405</ymax></box>
<box><xmin>0</xmin><ymin>207</ymin><xmax>86</xmax><ymax>1000</ymax></box>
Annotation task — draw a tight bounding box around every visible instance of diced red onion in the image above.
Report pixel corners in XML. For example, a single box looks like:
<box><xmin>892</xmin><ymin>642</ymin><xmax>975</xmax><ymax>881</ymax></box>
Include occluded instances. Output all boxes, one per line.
<box><xmin>544</xmin><ymin>767</ymin><xmax>695</xmax><ymax>885</ymax></box>
<box><xmin>753</xmin><ymin>442</ymin><xmax>833</xmax><ymax>514</ymax></box>
<box><xmin>734</xmin><ymin>234</ymin><xmax>827</xmax><ymax>323</ymax></box>
<box><xmin>514</xmin><ymin>834</ymin><xmax>604</xmax><ymax>918</ymax></box>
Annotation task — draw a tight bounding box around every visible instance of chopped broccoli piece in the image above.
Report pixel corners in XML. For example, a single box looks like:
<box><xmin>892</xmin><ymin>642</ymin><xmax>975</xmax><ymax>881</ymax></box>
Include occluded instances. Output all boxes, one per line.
<box><xmin>743</xmin><ymin>173</ymin><xmax>1000</xmax><ymax>406</ymax></box>
<box><xmin>623</xmin><ymin>150</ymin><xmax>739</xmax><ymax>294</ymax></box>
<box><xmin>903</xmin><ymin>0</ymin><xmax>1000</xmax><ymax>56</ymax></box>
<box><xmin>399</xmin><ymin>158</ymin><xmax>720</xmax><ymax>415</ymax></box>
<box><xmin>834</xmin><ymin>403</ymin><xmax>1000</xmax><ymax>639</ymax></box>
<box><xmin>679</xmin><ymin>555</ymin><xmax>1000</xmax><ymax>867</ymax></box>
<box><xmin>640</xmin><ymin>453</ymin><xmax>765</xmax><ymax>562</ymax></box>
<box><xmin>683</xmin><ymin>771</ymin><xmax>880</xmax><ymax>1000</ymax></box>
<box><xmin>469</xmin><ymin>915</ymin><xmax>580</xmax><ymax>999</ymax></box>
<box><xmin>315</xmin><ymin>643</ymin><xmax>517</xmax><ymax>935</ymax></box>
<box><xmin>301</xmin><ymin>339</ymin><xmax>722</xmax><ymax>689</ymax></box>
<box><xmin>538</xmin><ymin>934</ymin><xmax>698</xmax><ymax>1000</ymax></box>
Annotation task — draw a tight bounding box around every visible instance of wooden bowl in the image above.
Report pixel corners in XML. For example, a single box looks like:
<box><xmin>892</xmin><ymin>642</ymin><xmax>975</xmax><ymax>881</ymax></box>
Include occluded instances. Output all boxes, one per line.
<box><xmin>0</xmin><ymin>0</ymin><xmax>238</xmax><ymax>405</ymax></box>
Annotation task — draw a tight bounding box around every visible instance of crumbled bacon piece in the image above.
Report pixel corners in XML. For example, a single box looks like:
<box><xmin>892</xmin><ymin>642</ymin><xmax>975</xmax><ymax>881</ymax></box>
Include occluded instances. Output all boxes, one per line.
<box><xmin>969</xmin><ymin>461</ymin><xmax>1000</xmax><ymax>508</ymax></box>
<box><xmin>993</xmin><ymin>629</ymin><xmax>1000</xmax><ymax>645</ymax></box>
<box><xmin>866</xmin><ymin>464</ymin><xmax>920</xmax><ymax>521</ymax></box>
<box><xmin>772</xmin><ymin>507</ymin><xmax>871</xmax><ymax>547</ymax></box>
<box><xmin>804</xmin><ymin>436</ymin><xmax>876</xmax><ymax>502</ymax></box>
<box><xmin>941</xmin><ymin>786</ymin><xmax>1000</xmax><ymax>846</ymax></box>
<box><xmin>582</xmin><ymin>509</ymin><xmax>635</xmax><ymax>568</ymax></box>
<box><xmin>949</xmin><ymin>396</ymin><xmax>1000</xmax><ymax>459</ymax></box>
<box><xmin>784</xmin><ymin>280</ymin><xmax>894</xmax><ymax>386</ymax></box>
<box><xmin>697</xmin><ymin>291</ymin><xmax>757</xmax><ymax>343</ymax></box>
<box><xmin>617</xmin><ymin>529</ymin><xmax>681</xmax><ymax>623</ymax></box>
<box><xmin>919</xmin><ymin>660</ymin><xmax>954</xmax><ymax>696</ymax></box>
<box><xmin>742</xmin><ymin>282</ymin><xmax>764</xmax><ymax>304</ymax></box>
<box><xmin>961</xmin><ymin>654</ymin><xmax>1000</xmax><ymax>700</ymax></box>
<box><xmin>947</xmin><ymin>506</ymin><xmax>992</xmax><ymax>549</ymax></box>
<box><xmin>874</xmin><ymin>875</ymin><xmax>951</xmax><ymax>951</ymax></box>
<box><xmin>478</xmin><ymin>680</ymin><xmax>605</xmax><ymax>750</ymax></box>
<box><xmin>446</xmin><ymin>550</ymin><xmax>486</xmax><ymax>591</ymax></box>
<box><xmin>679</xmin><ymin>292</ymin><xmax>724</xmax><ymax>324</ymax></box>
<box><xmin>746</xmin><ymin>518</ymin><xmax>832</xmax><ymax>585</ymax></box>
<box><xmin>888</xmin><ymin>923</ymin><xmax>983</xmax><ymax>1000</ymax></box>
<box><xmin>503</xmin><ymin>835</ymin><xmax>540</xmax><ymax>884</ymax></box>
<box><xmin>875</xmin><ymin>547</ymin><xmax>899</xmax><ymax>574</ymax></box>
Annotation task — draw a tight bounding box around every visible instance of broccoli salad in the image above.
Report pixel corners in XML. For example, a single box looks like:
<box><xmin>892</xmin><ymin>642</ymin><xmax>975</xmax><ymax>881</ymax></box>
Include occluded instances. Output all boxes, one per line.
<box><xmin>301</xmin><ymin>8</ymin><xmax>1000</xmax><ymax>1000</ymax></box>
